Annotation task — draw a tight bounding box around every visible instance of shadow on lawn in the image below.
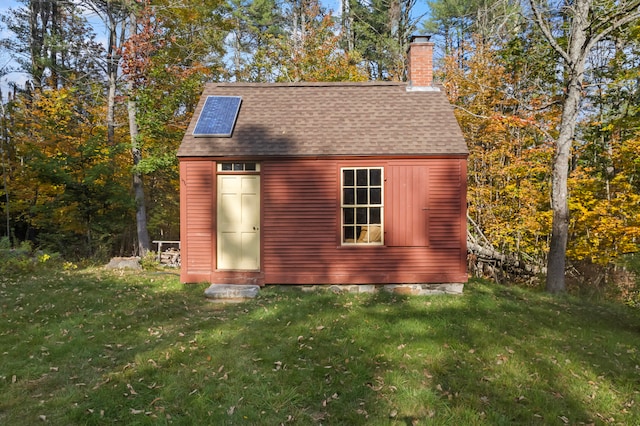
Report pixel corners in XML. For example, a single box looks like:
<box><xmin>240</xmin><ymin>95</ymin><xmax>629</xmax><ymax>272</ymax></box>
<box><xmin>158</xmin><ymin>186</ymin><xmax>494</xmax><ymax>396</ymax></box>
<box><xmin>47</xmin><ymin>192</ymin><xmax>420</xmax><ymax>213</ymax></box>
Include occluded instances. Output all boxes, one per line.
<box><xmin>3</xmin><ymin>272</ymin><xmax>640</xmax><ymax>425</ymax></box>
<box><xmin>359</xmin><ymin>283</ymin><xmax>640</xmax><ymax>425</ymax></box>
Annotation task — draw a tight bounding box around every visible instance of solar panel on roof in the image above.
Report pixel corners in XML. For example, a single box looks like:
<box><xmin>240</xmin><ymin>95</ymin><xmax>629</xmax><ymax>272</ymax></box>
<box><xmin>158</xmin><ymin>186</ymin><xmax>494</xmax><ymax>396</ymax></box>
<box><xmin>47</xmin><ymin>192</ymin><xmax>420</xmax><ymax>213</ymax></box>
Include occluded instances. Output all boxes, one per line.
<box><xmin>193</xmin><ymin>96</ymin><xmax>242</xmax><ymax>137</ymax></box>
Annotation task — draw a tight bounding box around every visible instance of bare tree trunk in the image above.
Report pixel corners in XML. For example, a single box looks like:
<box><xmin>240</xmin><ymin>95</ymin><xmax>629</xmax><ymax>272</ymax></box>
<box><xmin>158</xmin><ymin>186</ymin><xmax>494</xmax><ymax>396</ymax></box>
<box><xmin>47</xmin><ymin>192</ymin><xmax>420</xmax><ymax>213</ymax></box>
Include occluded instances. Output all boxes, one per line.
<box><xmin>528</xmin><ymin>0</ymin><xmax>640</xmax><ymax>293</ymax></box>
<box><xmin>547</xmin><ymin>78</ymin><xmax>582</xmax><ymax>292</ymax></box>
<box><xmin>233</xmin><ymin>24</ymin><xmax>241</xmax><ymax>81</ymax></box>
<box><xmin>28</xmin><ymin>0</ymin><xmax>49</xmax><ymax>89</ymax></box>
<box><xmin>106</xmin><ymin>4</ymin><xmax>120</xmax><ymax>146</ymax></box>
<box><xmin>0</xmin><ymin>97</ymin><xmax>10</xmax><ymax>243</ymax></box>
<box><xmin>127</xmin><ymin>87</ymin><xmax>150</xmax><ymax>257</ymax></box>
<box><xmin>341</xmin><ymin>0</ymin><xmax>353</xmax><ymax>52</ymax></box>
<box><xmin>82</xmin><ymin>0</ymin><xmax>126</xmax><ymax>145</ymax></box>
<box><xmin>126</xmin><ymin>9</ymin><xmax>150</xmax><ymax>257</ymax></box>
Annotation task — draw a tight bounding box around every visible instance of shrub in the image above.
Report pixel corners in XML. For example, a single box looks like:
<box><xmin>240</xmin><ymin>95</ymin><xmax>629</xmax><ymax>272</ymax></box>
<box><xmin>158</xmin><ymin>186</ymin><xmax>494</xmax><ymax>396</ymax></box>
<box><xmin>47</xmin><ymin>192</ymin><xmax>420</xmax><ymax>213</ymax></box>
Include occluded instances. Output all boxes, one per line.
<box><xmin>0</xmin><ymin>239</ymin><xmax>63</xmax><ymax>276</ymax></box>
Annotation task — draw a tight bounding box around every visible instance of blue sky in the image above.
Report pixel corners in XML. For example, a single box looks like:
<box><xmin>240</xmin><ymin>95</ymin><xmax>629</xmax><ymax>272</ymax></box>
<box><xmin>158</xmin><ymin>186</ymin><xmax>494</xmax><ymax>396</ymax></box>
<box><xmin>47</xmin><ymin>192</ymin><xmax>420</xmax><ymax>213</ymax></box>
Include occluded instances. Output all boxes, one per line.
<box><xmin>0</xmin><ymin>1</ymin><xmax>24</xmax><ymax>94</ymax></box>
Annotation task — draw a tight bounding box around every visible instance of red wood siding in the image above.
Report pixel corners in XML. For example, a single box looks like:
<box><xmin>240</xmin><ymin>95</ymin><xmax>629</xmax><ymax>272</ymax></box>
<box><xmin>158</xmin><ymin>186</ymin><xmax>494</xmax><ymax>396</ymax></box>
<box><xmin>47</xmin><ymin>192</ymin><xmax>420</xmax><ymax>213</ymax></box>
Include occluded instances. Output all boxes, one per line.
<box><xmin>261</xmin><ymin>158</ymin><xmax>467</xmax><ymax>284</ymax></box>
<box><xmin>180</xmin><ymin>157</ymin><xmax>467</xmax><ymax>285</ymax></box>
<box><xmin>180</xmin><ymin>160</ymin><xmax>215</xmax><ymax>283</ymax></box>
<box><xmin>386</xmin><ymin>164</ymin><xmax>430</xmax><ymax>247</ymax></box>
<box><xmin>427</xmin><ymin>160</ymin><xmax>465</xmax><ymax>248</ymax></box>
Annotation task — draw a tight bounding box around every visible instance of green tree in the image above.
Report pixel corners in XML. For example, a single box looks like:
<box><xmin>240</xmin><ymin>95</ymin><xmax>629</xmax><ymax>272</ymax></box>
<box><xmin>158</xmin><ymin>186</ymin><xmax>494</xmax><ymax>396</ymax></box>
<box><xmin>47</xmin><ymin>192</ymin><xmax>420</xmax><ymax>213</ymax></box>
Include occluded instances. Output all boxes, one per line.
<box><xmin>342</xmin><ymin>0</ymin><xmax>420</xmax><ymax>81</ymax></box>
<box><xmin>1</xmin><ymin>0</ymin><xmax>104</xmax><ymax>90</ymax></box>
<box><xmin>120</xmin><ymin>0</ymin><xmax>228</xmax><ymax>251</ymax></box>
<box><xmin>228</xmin><ymin>0</ymin><xmax>285</xmax><ymax>81</ymax></box>
<box><xmin>276</xmin><ymin>2</ymin><xmax>368</xmax><ymax>82</ymax></box>
<box><xmin>424</xmin><ymin>0</ymin><xmax>521</xmax><ymax>53</ymax></box>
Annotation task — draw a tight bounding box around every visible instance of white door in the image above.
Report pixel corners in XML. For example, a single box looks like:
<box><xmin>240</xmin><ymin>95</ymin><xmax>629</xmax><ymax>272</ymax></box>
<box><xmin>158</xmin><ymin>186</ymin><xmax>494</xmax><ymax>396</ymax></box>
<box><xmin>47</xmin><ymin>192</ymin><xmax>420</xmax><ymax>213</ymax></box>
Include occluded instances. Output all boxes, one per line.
<box><xmin>217</xmin><ymin>174</ymin><xmax>260</xmax><ymax>270</ymax></box>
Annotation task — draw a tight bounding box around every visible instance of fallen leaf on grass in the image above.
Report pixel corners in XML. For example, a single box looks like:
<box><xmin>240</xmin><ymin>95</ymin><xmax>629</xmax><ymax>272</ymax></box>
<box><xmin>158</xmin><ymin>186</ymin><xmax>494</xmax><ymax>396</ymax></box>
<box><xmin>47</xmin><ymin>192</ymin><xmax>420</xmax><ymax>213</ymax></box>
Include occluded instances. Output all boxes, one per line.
<box><xmin>321</xmin><ymin>393</ymin><xmax>339</xmax><ymax>407</ymax></box>
<box><xmin>92</xmin><ymin>377</ymin><xmax>110</xmax><ymax>390</ymax></box>
<box><xmin>356</xmin><ymin>408</ymin><xmax>369</xmax><ymax>418</ymax></box>
<box><xmin>496</xmin><ymin>354</ymin><xmax>508</xmax><ymax>364</ymax></box>
<box><xmin>366</xmin><ymin>377</ymin><xmax>384</xmax><ymax>391</ymax></box>
<box><xmin>149</xmin><ymin>397</ymin><xmax>163</xmax><ymax>407</ymax></box>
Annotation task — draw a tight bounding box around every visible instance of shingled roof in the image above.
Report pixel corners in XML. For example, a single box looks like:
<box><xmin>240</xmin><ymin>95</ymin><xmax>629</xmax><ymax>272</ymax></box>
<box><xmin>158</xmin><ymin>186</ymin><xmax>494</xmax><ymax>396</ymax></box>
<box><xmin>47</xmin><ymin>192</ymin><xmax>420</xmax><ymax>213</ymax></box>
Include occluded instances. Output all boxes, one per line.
<box><xmin>177</xmin><ymin>81</ymin><xmax>468</xmax><ymax>158</ymax></box>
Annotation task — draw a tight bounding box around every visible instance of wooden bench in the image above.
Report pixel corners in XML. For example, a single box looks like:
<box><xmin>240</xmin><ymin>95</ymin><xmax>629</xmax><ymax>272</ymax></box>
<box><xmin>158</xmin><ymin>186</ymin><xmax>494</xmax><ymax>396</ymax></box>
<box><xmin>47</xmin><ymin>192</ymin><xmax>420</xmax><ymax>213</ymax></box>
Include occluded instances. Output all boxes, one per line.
<box><xmin>152</xmin><ymin>240</ymin><xmax>180</xmax><ymax>264</ymax></box>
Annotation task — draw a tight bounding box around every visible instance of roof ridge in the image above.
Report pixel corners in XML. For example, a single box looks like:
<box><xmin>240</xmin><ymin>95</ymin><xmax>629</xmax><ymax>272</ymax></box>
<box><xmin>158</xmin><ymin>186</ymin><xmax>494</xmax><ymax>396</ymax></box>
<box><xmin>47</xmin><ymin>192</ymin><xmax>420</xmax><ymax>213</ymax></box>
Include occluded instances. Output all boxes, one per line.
<box><xmin>208</xmin><ymin>81</ymin><xmax>406</xmax><ymax>88</ymax></box>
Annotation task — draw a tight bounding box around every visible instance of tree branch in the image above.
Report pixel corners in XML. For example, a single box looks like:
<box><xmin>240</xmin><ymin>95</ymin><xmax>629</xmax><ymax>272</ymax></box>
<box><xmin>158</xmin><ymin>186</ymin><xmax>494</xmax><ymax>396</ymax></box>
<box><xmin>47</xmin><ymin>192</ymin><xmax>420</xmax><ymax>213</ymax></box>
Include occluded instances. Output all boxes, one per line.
<box><xmin>586</xmin><ymin>4</ymin><xmax>640</xmax><ymax>51</ymax></box>
<box><xmin>527</xmin><ymin>0</ymin><xmax>571</xmax><ymax>64</ymax></box>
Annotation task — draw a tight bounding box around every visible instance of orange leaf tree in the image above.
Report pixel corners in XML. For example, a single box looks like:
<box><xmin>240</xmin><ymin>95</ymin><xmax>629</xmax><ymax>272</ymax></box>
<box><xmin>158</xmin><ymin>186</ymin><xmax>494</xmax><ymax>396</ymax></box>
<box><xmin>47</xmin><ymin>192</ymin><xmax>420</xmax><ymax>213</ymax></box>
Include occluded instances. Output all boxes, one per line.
<box><xmin>443</xmin><ymin>37</ymin><xmax>558</xmax><ymax>271</ymax></box>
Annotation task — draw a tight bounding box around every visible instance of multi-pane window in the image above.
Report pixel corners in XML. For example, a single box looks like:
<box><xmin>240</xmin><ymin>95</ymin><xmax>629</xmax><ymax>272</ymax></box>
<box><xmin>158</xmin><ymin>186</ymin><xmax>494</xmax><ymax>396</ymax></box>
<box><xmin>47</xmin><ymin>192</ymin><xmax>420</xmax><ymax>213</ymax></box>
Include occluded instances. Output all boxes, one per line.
<box><xmin>218</xmin><ymin>162</ymin><xmax>259</xmax><ymax>172</ymax></box>
<box><xmin>341</xmin><ymin>167</ymin><xmax>383</xmax><ymax>244</ymax></box>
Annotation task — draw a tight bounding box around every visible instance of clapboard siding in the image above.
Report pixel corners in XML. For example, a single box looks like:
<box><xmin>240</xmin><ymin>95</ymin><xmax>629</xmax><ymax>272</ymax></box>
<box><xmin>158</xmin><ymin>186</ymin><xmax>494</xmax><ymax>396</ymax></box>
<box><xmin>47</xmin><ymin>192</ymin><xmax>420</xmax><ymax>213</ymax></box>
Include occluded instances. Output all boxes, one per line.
<box><xmin>386</xmin><ymin>164</ymin><xmax>430</xmax><ymax>247</ymax></box>
<box><xmin>260</xmin><ymin>158</ymin><xmax>466</xmax><ymax>284</ymax></box>
<box><xmin>180</xmin><ymin>157</ymin><xmax>467</xmax><ymax>285</ymax></box>
<box><xmin>262</xmin><ymin>161</ymin><xmax>337</xmax><ymax>258</ymax></box>
<box><xmin>427</xmin><ymin>159</ymin><xmax>464</xmax><ymax>249</ymax></box>
<box><xmin>180</xmin><ymin>161</ymin><xmax>214</xmax><ymax>282</ymax></box>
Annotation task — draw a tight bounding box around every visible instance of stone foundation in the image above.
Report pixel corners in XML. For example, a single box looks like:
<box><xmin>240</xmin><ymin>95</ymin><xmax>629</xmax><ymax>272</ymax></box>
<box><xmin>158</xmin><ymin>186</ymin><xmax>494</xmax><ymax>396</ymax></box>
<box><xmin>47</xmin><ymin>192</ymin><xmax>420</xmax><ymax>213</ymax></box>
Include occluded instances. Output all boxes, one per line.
<box><xmin>204</xmin><ymin>284</ymin><xmax>260</xmax><ymax>301</ymax></box>
<box><xmin>204</xmin><ymin>283</ymin><xmax>464</xmax><ymax>300</ymax></box>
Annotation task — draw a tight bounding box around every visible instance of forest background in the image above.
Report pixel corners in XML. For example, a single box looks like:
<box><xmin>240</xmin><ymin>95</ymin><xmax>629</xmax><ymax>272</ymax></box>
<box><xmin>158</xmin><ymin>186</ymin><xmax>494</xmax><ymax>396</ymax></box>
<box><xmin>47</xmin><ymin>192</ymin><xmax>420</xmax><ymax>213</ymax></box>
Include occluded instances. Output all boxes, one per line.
<box><xmin>0</xmin><ymin>0</ymin><xmax>639</xmax><ymax>300</ymax></box>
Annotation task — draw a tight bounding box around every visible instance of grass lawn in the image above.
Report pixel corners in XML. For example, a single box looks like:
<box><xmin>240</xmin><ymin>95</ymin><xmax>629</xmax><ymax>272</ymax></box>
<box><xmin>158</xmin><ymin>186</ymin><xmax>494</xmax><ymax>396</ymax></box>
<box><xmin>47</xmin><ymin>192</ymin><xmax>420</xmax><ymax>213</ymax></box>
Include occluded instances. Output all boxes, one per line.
<box><xmin>1</xmin><ymin>268</ymin><xmax>640</xmax><ymax>425</ymax></box>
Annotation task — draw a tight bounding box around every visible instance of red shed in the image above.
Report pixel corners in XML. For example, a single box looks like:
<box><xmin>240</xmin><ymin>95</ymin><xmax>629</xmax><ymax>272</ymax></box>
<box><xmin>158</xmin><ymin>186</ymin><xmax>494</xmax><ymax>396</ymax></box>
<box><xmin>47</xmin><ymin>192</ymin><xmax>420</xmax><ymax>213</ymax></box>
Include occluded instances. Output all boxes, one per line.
<box><xmin>177</xmin><ymin>36</ymin><xmax>468</xmax><ymax>288</ymax></box>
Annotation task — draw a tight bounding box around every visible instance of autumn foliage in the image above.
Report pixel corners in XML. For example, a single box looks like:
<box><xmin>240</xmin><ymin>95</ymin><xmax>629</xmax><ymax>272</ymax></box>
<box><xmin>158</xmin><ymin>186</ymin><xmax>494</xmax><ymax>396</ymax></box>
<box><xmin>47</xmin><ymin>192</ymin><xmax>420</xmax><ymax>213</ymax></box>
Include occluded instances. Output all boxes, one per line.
<box><xmin>1</xmin><ymin>0</ymin><xmax>639</xmax><ymax>297</ymax></box>
<box><xmin>443</xmin><ymin>38</ymin><xmax>556</xmax><ymax>270</ymax></box>
<box><xmin>443</xmin><ymin>33</ymin><xmax>640</xmax><ymax>292</ymax></box>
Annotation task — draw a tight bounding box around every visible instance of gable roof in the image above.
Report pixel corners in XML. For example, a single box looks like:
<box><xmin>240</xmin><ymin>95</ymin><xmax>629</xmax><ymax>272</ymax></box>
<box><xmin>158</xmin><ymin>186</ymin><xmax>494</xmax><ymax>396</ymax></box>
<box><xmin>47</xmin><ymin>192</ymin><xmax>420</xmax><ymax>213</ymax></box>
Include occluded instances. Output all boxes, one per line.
<box><xmin>177</xmin><ymin>82</ymin><xmax>468</xmax><ymax>158</ymax></box>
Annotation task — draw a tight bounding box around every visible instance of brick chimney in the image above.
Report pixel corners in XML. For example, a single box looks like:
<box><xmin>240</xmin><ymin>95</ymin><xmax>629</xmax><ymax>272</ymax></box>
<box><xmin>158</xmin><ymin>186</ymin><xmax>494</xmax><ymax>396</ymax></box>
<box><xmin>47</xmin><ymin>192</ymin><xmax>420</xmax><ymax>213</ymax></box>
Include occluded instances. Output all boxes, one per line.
<box><xmin>407</xmin><ymin>35</ymin><xmax>439</xmax><ymax>91</ymax></box>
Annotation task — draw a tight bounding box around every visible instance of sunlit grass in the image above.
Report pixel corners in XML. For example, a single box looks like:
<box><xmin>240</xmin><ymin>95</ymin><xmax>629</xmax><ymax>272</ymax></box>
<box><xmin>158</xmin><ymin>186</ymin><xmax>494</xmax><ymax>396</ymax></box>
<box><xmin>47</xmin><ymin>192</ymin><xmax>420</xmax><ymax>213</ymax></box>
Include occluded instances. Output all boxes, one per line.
<box><xmin>1</xmin><ymin>269</ymin><xmax>640</xmax><ymax>424</ymax></box>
